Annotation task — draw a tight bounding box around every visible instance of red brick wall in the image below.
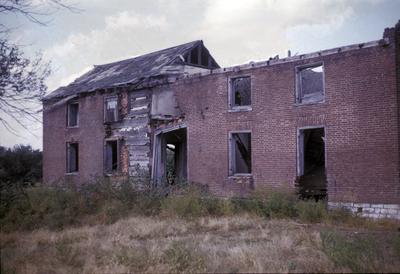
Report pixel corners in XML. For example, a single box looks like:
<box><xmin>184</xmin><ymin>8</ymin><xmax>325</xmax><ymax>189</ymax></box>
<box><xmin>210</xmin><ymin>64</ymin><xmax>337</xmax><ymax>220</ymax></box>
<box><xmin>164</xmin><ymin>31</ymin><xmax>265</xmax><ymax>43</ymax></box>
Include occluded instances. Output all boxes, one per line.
<box><xmin>172</xmin><ymin>41</ymin><xmax>400</xmax><ymax>203</ymax></box>
<box><xmin>43</xmin><ymin>92</ymin><xmax>106</xmax><ymax>184</ymax></box>
<box><xmin>43</xmin><ymin>27</ymin><xmax>399</xmax><ymax>205</ymax></box>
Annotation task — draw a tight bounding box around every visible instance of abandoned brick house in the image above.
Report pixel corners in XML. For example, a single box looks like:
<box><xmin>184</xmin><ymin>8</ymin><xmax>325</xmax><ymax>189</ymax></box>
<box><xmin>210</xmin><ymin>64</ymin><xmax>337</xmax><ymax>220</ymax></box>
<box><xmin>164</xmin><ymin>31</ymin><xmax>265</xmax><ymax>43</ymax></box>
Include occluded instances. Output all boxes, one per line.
<box><xmin>43</xmin><ymin>22</ymin><xmax>400</xmax><ymax>219</ymax></box>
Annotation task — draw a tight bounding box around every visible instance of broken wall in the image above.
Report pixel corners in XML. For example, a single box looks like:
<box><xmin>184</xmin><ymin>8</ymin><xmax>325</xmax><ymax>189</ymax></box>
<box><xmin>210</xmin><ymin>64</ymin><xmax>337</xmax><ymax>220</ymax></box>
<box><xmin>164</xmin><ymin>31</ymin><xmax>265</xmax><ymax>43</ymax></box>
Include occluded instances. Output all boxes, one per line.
<box><xmin>171</xmin><ymin>37</ymin><xmax>400</xmax><ymax>204</ymax></box>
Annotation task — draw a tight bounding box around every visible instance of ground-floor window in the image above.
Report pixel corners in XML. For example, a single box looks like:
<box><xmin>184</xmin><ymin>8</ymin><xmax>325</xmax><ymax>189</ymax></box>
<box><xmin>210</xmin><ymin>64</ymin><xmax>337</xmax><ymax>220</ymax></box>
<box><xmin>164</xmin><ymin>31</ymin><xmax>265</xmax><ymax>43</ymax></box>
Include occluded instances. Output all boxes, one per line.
<box><xmin>105</xmin><ymin>140</ymin><xmax>118</xmax><ymax>173</ymax></box>
<box><xmin>229</xmin><ymin>131</ymin><xmax>252</xmax><ymax>175</ymax></box>
<box><xmin>66</xmin><ymin>142</ymin><xmax>79</xmax><ymax>173</ymax></box>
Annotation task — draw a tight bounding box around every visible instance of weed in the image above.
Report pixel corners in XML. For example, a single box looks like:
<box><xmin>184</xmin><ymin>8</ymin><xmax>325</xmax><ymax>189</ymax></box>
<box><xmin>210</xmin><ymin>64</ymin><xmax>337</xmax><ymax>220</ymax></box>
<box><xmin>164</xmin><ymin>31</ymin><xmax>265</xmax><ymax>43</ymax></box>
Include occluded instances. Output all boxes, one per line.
<box><xmin>163</xmin><ymin>242</ymin><xmax>205</xmax><ymax>273</ymax></box>
<box><xmin>55</xmin><ymin>236</ymin><xmax>85</xmax><ymax>268</ymax></box>
<box><xmin>250</xmin><ymin>187</ymin><xmax>297</xmax><ymax>218</ymax></box>
<box><xmin>296</xmin><ymin>200</ymin><xmax>327</xmax><ymax>223</ymax></box>
<box><xmin>161</xmin><ymin>188</ymin><xmax>206</xmax><ymax>218</ymax></box>
<box><xmin>393</xmin><ymin>234</ymin><xmax>400</xmax><ymax>257</ymax></box>
<box><xmin>321</xmin><ymin>230</ymin><xmax>382</xmax><ymax>272</ymax></box>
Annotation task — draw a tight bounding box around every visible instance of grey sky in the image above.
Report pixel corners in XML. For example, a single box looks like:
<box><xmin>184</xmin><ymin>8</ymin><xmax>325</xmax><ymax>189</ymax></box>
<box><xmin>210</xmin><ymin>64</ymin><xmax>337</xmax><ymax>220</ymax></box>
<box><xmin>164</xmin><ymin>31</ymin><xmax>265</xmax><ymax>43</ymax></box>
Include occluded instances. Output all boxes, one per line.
<box><xmin>1</xmin><ymin>0</ymin><xmax>399</xmax><ymax>150</ymax></box>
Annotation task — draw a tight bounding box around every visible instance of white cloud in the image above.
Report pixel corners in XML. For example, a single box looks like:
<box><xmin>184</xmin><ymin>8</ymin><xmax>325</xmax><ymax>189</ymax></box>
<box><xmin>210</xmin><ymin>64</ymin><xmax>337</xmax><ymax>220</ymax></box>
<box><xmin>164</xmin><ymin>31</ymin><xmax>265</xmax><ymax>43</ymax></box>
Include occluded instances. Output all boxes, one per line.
<box><xmin>4</xmin><ymin>0</ymin><xmax>391</xmax><ymax>149</ymax></box>
<box><xmin>196</xmin><ymin>0</ymin><xmax>354</xmax><ymax>64</ymax></box>
<box><xmin>44</xmin><ymin>10</ymin><xmax>170</xmax><ymax>91</ymax></box>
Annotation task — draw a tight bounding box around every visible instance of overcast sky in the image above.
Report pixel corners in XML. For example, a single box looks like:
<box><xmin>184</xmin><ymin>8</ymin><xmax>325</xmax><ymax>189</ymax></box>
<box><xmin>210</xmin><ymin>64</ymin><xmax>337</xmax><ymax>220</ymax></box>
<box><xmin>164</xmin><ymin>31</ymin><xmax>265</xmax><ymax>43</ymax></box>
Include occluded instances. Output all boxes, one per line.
<box><xmin>0</xmin><ymin>0</ymin><xmax>399</xmax><ymax>150</ymax></box>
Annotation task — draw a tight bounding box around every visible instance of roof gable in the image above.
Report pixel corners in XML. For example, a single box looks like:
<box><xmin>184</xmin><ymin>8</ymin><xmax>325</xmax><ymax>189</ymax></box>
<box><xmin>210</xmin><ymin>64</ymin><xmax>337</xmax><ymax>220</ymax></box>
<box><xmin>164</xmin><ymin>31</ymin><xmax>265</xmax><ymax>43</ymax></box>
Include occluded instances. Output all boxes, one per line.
<box><xmin>45</xmin><ymin>40</ymin><xmax>220</xmax><ymax>101</ymax></box>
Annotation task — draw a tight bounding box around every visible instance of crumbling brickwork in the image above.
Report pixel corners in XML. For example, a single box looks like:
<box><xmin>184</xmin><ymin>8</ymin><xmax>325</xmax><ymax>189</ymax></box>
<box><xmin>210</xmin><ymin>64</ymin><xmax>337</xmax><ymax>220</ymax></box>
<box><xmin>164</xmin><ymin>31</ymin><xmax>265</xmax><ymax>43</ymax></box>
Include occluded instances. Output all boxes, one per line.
<box><xmin>171</xmin><ymin>28</ymin><xmax>400</xmax><ymax>204</ymax></box>
<box><xmin>43</xmin><ymin>24</ymin><xmax>400</xmax><ymax>217</ymax></box>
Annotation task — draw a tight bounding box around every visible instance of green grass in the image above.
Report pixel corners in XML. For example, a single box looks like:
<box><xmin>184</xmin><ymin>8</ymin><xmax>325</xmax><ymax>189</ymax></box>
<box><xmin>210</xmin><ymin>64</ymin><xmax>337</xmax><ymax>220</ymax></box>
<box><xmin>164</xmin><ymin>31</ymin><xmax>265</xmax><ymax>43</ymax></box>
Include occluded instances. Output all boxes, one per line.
<box><xmin>1</xmin><ymin>180</ymin><xmax>399</xmax><ymax>233</ymax></box>
<box><xmin>320</xmin><ymin>229</ymin><xmax>400</xmax><ymax>272</ymax></box>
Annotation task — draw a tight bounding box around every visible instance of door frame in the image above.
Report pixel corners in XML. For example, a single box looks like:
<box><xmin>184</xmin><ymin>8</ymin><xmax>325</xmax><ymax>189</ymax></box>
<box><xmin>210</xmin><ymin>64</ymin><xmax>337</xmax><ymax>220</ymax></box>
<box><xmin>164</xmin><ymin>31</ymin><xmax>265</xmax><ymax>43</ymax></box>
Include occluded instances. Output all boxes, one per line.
<box><xmin>151</xmin><ymin>124</ymin><xmax>188</xmax><ymax>183</ymax></box>
<box><xmin>296</xmin><ymin>125</ymin><xmax>326</xmax><ymax>176</ymax></box>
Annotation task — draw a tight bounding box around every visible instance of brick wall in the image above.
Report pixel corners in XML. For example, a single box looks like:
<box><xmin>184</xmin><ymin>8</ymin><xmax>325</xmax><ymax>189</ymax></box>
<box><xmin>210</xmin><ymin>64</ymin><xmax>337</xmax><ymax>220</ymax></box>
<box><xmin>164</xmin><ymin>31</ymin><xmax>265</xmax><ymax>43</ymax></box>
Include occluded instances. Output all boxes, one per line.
<box><xmin>172</xmin><ymin>36</ymin><xmax>400</xmax><ymax>204</ymax></box>
<box><xmin>43</xmin><ymin>92</ymin><xmax>106</xmax><ymax>184</ymax></box>
<box><xmin>43</xmin><ymin>25</ymin><xmax>400</xmax><ymax>208</ymax></box>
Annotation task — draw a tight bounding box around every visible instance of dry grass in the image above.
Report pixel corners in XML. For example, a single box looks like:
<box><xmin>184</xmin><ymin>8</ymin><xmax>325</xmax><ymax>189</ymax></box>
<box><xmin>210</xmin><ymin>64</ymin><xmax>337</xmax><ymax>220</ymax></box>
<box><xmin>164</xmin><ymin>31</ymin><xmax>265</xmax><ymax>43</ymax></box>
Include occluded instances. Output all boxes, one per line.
<box><xmin>2</xmin><ymin>215</ymin><xmax>399</xmax><ymax>273</ymax></box>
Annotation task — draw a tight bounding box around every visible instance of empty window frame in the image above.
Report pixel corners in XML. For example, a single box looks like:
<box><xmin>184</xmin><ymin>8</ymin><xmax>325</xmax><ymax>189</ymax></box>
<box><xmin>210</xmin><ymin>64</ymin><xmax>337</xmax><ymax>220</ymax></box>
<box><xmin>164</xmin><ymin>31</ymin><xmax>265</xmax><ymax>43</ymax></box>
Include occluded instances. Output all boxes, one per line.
<box><xmin>67</xmin><ymin>102</ymin><xmax>79</xmax><ymax>127</ymax></box>
<box><xmin>104</xmin><ymin>96</ymin><xmax>118</xmax><ymax>123</ymax></box>
<box><xmin>229</xmin><ymin>76</ymin><xmax>251</xmax><ymax>109</ymax></box>
<box><xmin>66</xmin><ymin>143</ymin><xmax>79</xmax><ymax>173</ymax></box>
<box><xmin>229</xmin><ymin>132</ymin><xmax>252</xmax><ymax>175</ymax></box>
<box><xmin>105</xmin><ymin>140</ymin><xmax>118</xmax><ymax>173</ymax></box>
<box><xmin>296</xmin><ymin>63</ymin><xmax>325</xmax><ymax>104</ymax></box>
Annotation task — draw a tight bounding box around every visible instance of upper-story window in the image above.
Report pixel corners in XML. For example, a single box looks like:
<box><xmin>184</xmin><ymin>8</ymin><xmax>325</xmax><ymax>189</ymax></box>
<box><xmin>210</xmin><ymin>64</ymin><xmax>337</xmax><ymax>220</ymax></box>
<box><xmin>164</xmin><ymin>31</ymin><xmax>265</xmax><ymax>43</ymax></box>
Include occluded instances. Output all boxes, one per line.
<box><xmin>104</xmin><ymin>96</ymin><xmax>118</xmax><ymax>123</ymax></box>
<box><xmin>296</xmin><ymin>63</ymin><xmax>324</xmax><ymax>104</ymax></box>
<box><xmin>229</xmin><ymin>76</ymin><xmax>251</xmax><ymax>111</ymax></box>
<box><xmin>67</xmin><ymin>101</ymin><xmax>79</xmax><ymax>127</ymax></box>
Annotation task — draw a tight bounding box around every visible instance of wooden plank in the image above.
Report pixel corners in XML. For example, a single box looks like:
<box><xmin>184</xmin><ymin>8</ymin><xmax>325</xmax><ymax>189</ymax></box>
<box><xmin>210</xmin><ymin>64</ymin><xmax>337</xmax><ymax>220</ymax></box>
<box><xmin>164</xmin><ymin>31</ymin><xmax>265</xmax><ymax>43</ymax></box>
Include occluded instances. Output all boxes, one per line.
<box><xmin>126</xmin><ymin>136</ymin><xmax>150</xmax><ymax>146</ymax></box>
<box><xmin>128</xmin><ymin>145</ymin><xmax>150</xmax><ymax>153</ymax></box>
<box><xmin>130</xmin><ymin>98</ymin><xmax>151</xmax><ymax>108</ymax></box>
<box><xmin>129</xmin><ymin>154</ymin><xmax>149</xmax><ymax>161</ymax></box>
<box><xmin>129</xmin><ymin>90</ymin><xmax>149</xmax><ymax>99</ymax></box>
<box><xmin>130</xmin><ymin>105</ymin><xmax>150</xmax><ymax>116</ymax></box>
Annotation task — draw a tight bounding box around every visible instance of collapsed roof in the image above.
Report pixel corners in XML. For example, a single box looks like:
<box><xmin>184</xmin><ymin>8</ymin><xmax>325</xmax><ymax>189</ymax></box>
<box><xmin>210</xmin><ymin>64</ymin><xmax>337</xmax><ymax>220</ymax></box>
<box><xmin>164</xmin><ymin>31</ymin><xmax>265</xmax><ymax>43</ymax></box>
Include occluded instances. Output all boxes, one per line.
<box><xmin>44</xmin><ymin>40</ymin><xmax>220</xmax><ymax>101</ymax></box>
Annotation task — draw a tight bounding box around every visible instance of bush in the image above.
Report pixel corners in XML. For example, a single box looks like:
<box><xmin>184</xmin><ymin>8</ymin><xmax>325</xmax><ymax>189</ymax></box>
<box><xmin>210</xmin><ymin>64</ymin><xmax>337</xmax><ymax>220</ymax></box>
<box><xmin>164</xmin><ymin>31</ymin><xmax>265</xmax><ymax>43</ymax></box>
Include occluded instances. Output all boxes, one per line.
<box><xmin>161</xmin><ymin>187</ymin><xmax>206</xmax><ymax>218</ymax></box>
<box><xmin>0</xmin><ymin>177</ymin><xmax>165</xmax><ymax>231</ymax></box>
<box><xmin>296</xmin><ymin>200</ymin><xmax>327</xmax><ymax>223</ymax></box>
<box><xmin>249</xmin><ymin>187</ymin><xmax>298</xmax><ymax>218</ymax></box>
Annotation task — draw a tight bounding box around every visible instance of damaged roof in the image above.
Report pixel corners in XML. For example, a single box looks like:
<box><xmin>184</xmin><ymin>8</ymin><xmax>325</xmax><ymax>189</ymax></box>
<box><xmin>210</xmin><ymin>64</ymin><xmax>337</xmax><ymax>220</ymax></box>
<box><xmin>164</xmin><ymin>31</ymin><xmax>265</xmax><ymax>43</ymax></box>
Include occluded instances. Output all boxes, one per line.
<box><xmin>45</xmin><ymin>40</ymin><xmax>219</xmax><ymax>101</ymax></box>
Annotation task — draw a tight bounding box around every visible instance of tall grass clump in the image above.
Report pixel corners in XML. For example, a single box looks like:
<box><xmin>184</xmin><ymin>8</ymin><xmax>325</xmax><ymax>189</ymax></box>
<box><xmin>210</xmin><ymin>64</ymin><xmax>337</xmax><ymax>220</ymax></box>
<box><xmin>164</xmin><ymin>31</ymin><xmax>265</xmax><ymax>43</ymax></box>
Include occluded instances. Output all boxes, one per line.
<box><xmin>160</xmin><ymin>184</ymin><xmax>236</xmax><ymax>218</ymax></box>
<box><xmin>321</xmin><ymin>230</ymin><xmax>383</xmax><ymax>272</ymax></box>
<box><xmin>161</xmin><ymin>186</ymin><xmax>206</xmax><ymax>218</ymax></box>
<box><xmin>296</xmin><ymin>200</ymin><xmax>327</xmax><ymax>223</ymax></box>
<box><xmin>0</xmin><ymin>176</ymin><xmax>166</xmax><ymax>232</ymax></box>
<box><xmin>246</xmin><ymin>187</ymin><xmax>298</xmax><ymax>218</ymax></box>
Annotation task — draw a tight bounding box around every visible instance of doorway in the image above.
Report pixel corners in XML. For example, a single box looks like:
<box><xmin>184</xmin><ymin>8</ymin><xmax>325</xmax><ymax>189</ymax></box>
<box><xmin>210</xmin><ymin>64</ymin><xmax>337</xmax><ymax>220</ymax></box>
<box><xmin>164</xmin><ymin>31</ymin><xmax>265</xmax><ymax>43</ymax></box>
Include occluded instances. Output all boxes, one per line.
<box><xmin>297</xmin><ymin>127</ymin><xmax>326</xmax><ymax>200</ymax></box>
<box><xmin>153</xmin><ymin>127</ymin><xmax>187</xmax><ymax>186</ymax></box>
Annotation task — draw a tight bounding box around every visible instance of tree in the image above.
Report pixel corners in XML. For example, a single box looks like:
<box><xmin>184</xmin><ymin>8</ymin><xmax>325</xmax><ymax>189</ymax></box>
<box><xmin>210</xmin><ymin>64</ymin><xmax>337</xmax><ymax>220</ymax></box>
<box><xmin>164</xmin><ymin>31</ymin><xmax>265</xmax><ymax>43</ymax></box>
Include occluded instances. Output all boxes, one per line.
<box><xmin>0</xmin><ymin>145</ymin><xmax>42</xmax><ymax>185</ymax></box>
<box><xmin>0</xmin><ymin>39</ymin><xmax>50</xmax><ymax>133</ymax></box>
<box><xmin>0</xmin><ymin>0</ymin><xmax>80</xmax><ymax>133</ymax></box>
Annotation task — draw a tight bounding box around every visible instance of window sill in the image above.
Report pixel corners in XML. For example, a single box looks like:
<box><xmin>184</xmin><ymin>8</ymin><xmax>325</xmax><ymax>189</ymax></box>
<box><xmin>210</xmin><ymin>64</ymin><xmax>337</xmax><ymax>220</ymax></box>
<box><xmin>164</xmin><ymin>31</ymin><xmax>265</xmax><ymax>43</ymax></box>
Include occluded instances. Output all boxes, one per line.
<box><xmin>294</xmin><ymin>100</ymin><xmax>325</xmax><ymax>107</ymax></box>
<box><xmin>104</xmin><ymin>120</ymin><xmax>119</xmax><ymax>125</ymax></box>
<box><xmin>104</xmin><ymin>171</ymin><xmax>119</xmax><ymax>177</ymax></box>
<box><xmin>65</xmin><ymin>172</ymin><xmax>78</xmax><ymax>176</ymax></box>
<box><xmin>228</xmin><ymin>106</ymin><xmax>252</xmax><ymax>113</ymax></box>
<box><xmin>228</xmin><ymin>174</ymin><xmax>253</xmax><ymax>179</ymax></box>
<box><xmin>66</xmin><ymin>126</ymin><xmax>79</xmax><ymax>129</ymax></box>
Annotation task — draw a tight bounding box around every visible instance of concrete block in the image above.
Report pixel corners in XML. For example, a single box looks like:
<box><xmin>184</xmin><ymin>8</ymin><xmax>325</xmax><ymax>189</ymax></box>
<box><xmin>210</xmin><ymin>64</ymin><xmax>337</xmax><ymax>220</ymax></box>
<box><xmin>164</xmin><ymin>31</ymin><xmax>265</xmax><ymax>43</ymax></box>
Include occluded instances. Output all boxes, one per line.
<box><xmin>380</xmin><ymin>208</ymin><xmax>389</xmax><ymax>214</ymax></box>
<box><xmin>371</xmin><ymin>204</ymin><xmax>384</xmax><ymax>208</ymax></box>
<box><xmin>383</xmin><ymin>204</ymin><xmax>400</xmax><ymax>209</ymax></box>
<box><xmin>363</xmin><ymin>207</ymin><xmax>375</xmax><ymax>213</ymax></box>
<box><xmin>354</xmin><ymin>203</ymin><xmax>370</xmax><ymax>208</ymax></box>
<box><xmin>387</xmin><ymin>209</ymin><xmax>399</xmax><ymax>215</ymax></box>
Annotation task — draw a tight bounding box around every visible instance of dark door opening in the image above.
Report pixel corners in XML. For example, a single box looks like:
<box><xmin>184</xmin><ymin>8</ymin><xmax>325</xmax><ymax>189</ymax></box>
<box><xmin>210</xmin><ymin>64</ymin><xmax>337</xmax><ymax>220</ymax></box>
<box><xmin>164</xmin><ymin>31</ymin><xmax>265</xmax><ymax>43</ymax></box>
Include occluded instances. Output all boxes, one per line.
<box><xmin>153</xmin><ymin>127</ymin><xmax>187</xmax><ymax>186</ymax></box>
<box><xmin>297</xmin><ymin>127</ymin><xmax>326</xmax><ymax>200</ymax></box>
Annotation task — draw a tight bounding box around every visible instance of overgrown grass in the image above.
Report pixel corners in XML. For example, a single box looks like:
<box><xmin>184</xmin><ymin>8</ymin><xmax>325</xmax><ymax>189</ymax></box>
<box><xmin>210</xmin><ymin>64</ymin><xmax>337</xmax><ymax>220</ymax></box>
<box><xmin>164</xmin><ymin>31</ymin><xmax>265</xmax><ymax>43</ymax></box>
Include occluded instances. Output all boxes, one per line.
<box><xmin>1</xmin><ymin>180</ymin><xmax>400</xmax><ymax>273</ymax></box>
<box><xmin>320</xmin><ymin>229</ymin><xmax>400</xmax><ymax>272</ymax></box>
<box><xmin>1</xmin><ymin>216</ymin><xmax>399</xmax><ymax>273</ymax></box>
<box><xmin>1</xmin><ymin>179</ymin><xmax>399</xmax><ymax>233</ymax></box>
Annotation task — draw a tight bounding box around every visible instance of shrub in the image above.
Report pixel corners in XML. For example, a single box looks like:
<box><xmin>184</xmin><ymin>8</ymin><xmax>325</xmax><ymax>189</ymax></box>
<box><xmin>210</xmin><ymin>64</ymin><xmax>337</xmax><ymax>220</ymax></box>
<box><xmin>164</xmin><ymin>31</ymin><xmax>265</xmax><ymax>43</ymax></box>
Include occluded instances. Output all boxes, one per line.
<box><xmin>296</xmin><ymin>200</ymin><xmax>327</xmax><ymax>223</ymax></box>
<box><xmin>161</xmin><ymin>187</ymin><xmax>206</xmax><ymax>218</ymax></box>
<box><xmin>250</xmin><ymin>187</ymin><xmax>297</xmax><ymax>218</ymax></box>
<box><xmin>203</xmin><ymin>197</ymin><xmax>234</xmax><ymax>216</ymax></box>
